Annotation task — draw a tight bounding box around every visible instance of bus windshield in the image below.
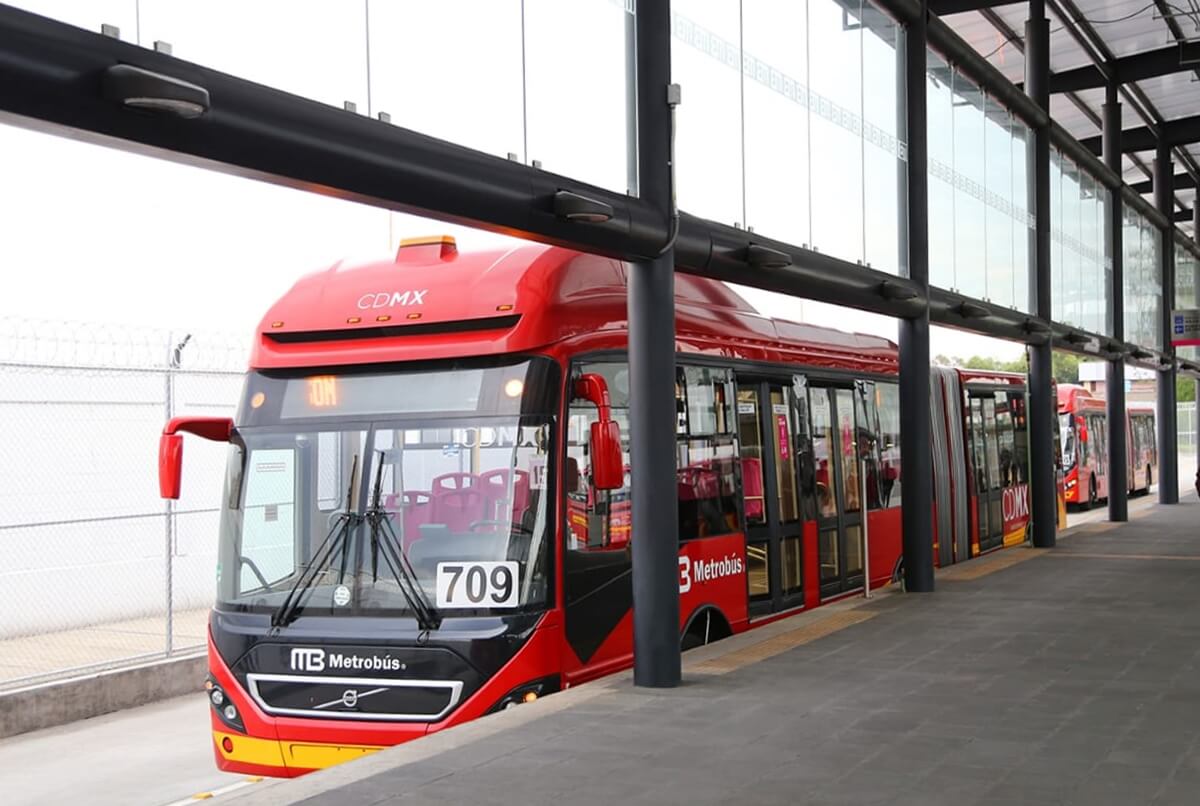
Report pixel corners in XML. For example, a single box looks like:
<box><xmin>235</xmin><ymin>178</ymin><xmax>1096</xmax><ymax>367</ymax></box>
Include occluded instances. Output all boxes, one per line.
<box><xmin>1059</xmin><ymin>413</ymin><xmax>1076</xmax><ymax>471</ymax></box>
<box><xmin>216</xmin><ymin>358</ymin><xmax>558</xmax><ymax>620</ymax></box>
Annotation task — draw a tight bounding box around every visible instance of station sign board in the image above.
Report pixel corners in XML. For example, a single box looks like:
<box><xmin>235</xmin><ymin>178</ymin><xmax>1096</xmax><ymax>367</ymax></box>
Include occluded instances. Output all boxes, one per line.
<box><xmin>1172</xmin><ymin>309</ymin><xmax>1200</xmax><ymax>347</ymax></box>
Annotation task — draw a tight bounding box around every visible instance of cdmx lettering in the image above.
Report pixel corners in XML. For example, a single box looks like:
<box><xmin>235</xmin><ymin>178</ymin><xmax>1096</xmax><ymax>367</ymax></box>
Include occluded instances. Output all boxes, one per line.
<box><xmin>356</xmin><ymin>290</ymin><xmax>428</xmax><ymax>310</ymax></box>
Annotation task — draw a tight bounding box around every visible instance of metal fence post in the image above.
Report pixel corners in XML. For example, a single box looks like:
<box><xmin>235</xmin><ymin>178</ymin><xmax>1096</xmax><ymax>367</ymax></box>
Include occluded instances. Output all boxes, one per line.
<box><xmin>164</xmin><ymin>333</ymin><xmax>191</xmax><ymax>655</ymax></box>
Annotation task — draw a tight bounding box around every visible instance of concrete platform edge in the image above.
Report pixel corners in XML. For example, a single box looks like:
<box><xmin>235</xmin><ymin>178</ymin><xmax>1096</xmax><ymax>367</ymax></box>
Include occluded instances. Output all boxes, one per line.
<box><xmin>0</xmin><ymin>651</ymin><xmax>206</xmax><ymax>739</ymax></box>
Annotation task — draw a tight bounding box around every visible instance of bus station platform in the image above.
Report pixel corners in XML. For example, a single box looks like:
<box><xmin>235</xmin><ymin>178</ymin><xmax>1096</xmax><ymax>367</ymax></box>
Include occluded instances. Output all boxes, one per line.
<box><xmin>230</xmin><ymin>494</ymin><xmax>1200</xmax><ymax>806</ymax></box>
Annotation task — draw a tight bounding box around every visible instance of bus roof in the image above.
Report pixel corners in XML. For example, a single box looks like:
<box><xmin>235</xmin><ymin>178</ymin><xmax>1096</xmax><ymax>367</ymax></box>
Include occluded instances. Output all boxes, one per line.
<box><xmin>1057</xmin><ymin>383</ymin><xmax>1104</xmax><ymax>411</ymax></box>
<box><xmin>250</xmin><ymin>240</ymin><xmax>898</xmax><ymax>374</ymax></box>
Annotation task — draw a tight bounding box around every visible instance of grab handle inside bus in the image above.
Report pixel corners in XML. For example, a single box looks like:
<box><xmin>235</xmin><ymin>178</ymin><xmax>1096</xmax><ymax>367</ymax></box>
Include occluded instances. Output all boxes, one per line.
<box><xmin>573</xmin><ymin>374</ymin><xmax>623</xmax><ymax>491</ymax></box>
<box><xmin>159</xmin><ymin>416</ymin><xmax>235</xmax><ymax>499</ymax></box>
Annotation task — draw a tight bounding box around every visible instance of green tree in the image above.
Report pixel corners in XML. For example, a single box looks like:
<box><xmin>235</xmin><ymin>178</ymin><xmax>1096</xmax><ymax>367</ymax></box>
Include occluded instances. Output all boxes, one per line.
<box><xmin>1052</xmin><ymin>352</ymin><xmax>1080</xmax><ymax>384</ymax></box>
<box><xmin>1179</xmin><ymin>376</ymin><xmax>1197</xmax><ymax>403</ymax></box>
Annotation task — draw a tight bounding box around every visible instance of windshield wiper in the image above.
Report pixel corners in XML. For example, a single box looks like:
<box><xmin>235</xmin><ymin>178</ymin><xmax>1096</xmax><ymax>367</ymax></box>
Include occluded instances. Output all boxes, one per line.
<box><xmin>365</xmin><ymin>451</ymin><xmax>442</xmax><ymax>633</ymax></box>
<box><xmin>271</xmin><ymin>455</ymin><xmax>360</xmax><ymax>629</ymax></box>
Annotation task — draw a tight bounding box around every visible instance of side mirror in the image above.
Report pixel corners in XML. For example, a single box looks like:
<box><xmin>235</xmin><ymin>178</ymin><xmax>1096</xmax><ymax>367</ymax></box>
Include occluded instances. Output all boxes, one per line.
<box><xmin>590</xmin><ymin>420</ymin><xmax>624</xmax><ymax>491</ymax></box>
<box><xmin>159</xmin><ymin>416</ymin><xmax>234</xmax><ymax>500</ymax></box>
<box><xmin>574</xmin><ymin>373</ymin><xmax>623</xmax><ymax>492</ymax></box>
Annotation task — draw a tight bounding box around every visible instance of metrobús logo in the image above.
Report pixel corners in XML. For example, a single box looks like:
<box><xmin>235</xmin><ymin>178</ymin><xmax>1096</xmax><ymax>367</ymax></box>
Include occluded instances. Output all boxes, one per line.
<box><xmin>289</xmin><ymin>647</ymin><xmax>407</xmax><ymax>673</ymax></box>
<box><xmin>678</xmin><ymin>553</ymin><xmax>744</xmax><ymax>594</ymax></box>
<box><xmin>356</xmin><ymin>289</ymin><xmax>427</xmax><ymax>309</ymax></box>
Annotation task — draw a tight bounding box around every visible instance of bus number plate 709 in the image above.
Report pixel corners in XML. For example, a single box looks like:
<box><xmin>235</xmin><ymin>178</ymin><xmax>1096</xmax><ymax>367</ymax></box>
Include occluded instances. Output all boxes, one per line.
<box><xmin>436</xmin><ymin>562</ymin><xmax>519</xmax><ymax>609</ymax></box>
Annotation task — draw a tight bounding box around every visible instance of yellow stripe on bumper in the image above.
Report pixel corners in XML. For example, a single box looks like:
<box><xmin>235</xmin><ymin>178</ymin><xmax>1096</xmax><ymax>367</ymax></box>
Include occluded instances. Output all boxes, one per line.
<box><xmin>213</xmin><ymin>731</ymin><xmax>383</xmax><ymax>772</ymax></box>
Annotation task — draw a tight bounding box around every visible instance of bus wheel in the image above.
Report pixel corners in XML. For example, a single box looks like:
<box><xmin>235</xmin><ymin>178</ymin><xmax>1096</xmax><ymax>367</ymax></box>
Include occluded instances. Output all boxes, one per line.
<box><xmin>681</xmin><ymin>609</ymin><xmax>731</xmax><ymax>651</ymax></box>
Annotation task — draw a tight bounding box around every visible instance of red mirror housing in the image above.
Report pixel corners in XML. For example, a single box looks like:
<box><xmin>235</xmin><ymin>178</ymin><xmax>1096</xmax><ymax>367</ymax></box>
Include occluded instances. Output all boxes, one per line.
<box><xmin>574</xmin><ymin>374</ymin><xmax>623</xmax><ymax>491</ymax></box>
<box><xmin>159</xmin><ymin>416</ymin><xmax>234</xmax><ymax>500</ymax></box>
<box><xmin>590</xmin><ymin>420</ymin><xmax>624</xmax><ymax>491</ymax></box>
<box><xmin>159</xmin><ymin>433</ymin><xmax>184</xmax><ymax>499</ymax></box>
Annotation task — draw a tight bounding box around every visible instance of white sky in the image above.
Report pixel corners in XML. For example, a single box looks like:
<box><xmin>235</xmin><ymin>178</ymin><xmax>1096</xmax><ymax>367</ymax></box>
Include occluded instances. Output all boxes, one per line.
<box><xmin>0</xmin><ymin>0</ymin><xmax>1023</xmax><ymax>363</ymax></box>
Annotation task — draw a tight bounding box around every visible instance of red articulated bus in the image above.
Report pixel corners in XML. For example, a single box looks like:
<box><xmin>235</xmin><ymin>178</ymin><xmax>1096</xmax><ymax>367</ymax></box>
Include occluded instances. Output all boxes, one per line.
<box><xmin>929</xmin><ymin>368</ymin><xmax>1057</xmax><ymax>565</ymax></box>
<box><xmin>1058</xmin><ymin>384</ymin><xmax>1156</xmax><ymax>508</ymax></box>
<box><xmin>159</xmin><ymin>238</ymin><xmax>1033</xmax><ymax>777</ymax></box>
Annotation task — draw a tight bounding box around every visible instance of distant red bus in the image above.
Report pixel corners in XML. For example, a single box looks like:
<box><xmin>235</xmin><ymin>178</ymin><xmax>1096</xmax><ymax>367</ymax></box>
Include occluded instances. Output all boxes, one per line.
<box><xmin>159</xmin><ymin>238</ymin><xmax>1044</xmax><ymax>777</ymax></box>
<box><xmin>1058</xmin><ymin>384</ymin><xmax>1156</xmax><ymax>507</ymax></box>
<box><xmin>929</xmin><ymin>368</ymin><xmax>1063</xmax><ymax>564</ymax></box>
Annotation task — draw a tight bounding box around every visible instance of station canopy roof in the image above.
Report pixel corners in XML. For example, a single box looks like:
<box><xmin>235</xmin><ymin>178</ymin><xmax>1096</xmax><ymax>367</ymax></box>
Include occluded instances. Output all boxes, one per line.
<box><xmin>936</xmin><ymin>0</ymin><xmax>1200</xmax><ymax>235</ymax></box>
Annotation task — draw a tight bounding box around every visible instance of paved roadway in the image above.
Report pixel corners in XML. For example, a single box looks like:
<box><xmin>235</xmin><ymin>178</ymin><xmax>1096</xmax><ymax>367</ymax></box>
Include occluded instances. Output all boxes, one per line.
<box><xmin>0</xmin><ymin>694</ymin><xmax>246</xmax><ymax>806</ymax></box>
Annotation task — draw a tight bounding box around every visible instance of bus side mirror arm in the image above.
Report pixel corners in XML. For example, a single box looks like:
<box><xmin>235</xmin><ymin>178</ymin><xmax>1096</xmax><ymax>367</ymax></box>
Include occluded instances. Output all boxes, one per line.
<box><xmin>573</xmin><ymin>374</ymin><xmax>623</xmax><ymax>491</ymax></box>
<box><xmin>159</xmin><ymin>416</ymin><xmax>234</xmax><ymax>499</ymax></box>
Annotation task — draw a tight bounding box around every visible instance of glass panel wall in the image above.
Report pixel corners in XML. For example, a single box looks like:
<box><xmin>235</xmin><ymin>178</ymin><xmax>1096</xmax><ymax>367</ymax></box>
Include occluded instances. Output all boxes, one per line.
<box><xmin>926</xmin><ymin>52</ymin><xmax>1031</xmax><ymax>311</ymax></box>
<box><xmin>1175</xmin><ymin>239</ymin><xmax>1198</xmax><ymax>361</ymax></box>
<box><xmin>1124</xmin><ymin>206</ymin><xmax>1162</xmax><ymax>350</ymax></box>
<box><xmin>673</xmin><ymin>0</ymin><xmax>905</xmax><ymax>274</ymax></box>
<box><xmin>1049</xmin><ymin>149</ymin><xmax>1109</xmax><ymax>335</ymax></box>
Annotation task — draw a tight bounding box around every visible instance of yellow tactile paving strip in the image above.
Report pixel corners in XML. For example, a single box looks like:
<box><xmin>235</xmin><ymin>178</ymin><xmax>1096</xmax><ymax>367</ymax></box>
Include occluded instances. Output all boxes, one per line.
<box><xmin>1048</xmin><ymin>552</ymin><xmax>1200</xmax><ymax>562</ymax></box>
<box><xmin>691</xmin><ymin>610</ymin><xmax>877</xmax><ymax>676</ymax></box>
<box><xmin>937</xmin><ymin>547</ymin><xmax>1049</xmax><ymax>581</ymax></box>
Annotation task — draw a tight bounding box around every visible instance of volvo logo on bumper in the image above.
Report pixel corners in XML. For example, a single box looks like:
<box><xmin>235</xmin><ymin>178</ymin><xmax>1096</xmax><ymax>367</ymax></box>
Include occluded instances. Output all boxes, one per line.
<box><xmin>342</xmin><ymin>689</ymin><xmax>359</xmax><ymax>708</ymax></box>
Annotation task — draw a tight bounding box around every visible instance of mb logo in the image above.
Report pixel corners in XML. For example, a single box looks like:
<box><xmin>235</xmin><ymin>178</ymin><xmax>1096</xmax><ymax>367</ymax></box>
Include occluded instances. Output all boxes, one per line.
<box><xmin>291</xmin><ymin>647</ymin><xmax>326</xmax><ymax>672</ymax></box>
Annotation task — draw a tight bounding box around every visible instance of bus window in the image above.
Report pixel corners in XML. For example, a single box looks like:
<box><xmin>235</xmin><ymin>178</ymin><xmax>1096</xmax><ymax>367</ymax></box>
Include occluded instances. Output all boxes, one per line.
<box><xmin>676</xmin><ymin>366</ymin><xmax>740</xmax><ymax>541</ymax></box>
<box><xmin>875</xmin><ymin>383</ymin><xmax>902</xmax><ymax>509</ymax></box>
<box><xmin>1089</xmin><ymin>415</ymin><xmax>1107</xmax><ymax>477</ymax></box>
<box><xmin>810</xmin><ymin>389</ymin><xmax>835</xmax><ymax>518</ymax></box>
<box><xmin>1060</xmin><ymin>414</ymin><xmax>1075</xmax><ymax>470</ymax></box>
<box><xmin>853</xmin><ymin>381</ymin><xmax>883</xmax><ymax>510</ymax></box>
<box><xmin>994</xmin><ymin>392</ymin><xmax>1015</xmax><ymax>487</ymax></box>
<box><xmin>1008</xmin><ymin>391</ymin><xmax>1029</xmax><ymax>484</ymax></box>
<box><xmin>736</xmin><ymin>387</ymin><xmax>767</xmax><ymax>525</ymax></box>
<box><xmin>567</xmin><ymin>362</ymin><xmax>632</xmax><ymax>551</ymax></box>
<box><xmin>770</xmin><ymin>386</ymin><xmax>800</xmax><ymax>523</ymax></box>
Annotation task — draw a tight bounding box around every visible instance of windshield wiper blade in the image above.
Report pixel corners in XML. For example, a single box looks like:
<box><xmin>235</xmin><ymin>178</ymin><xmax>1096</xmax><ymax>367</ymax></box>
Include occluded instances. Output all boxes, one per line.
<box><xmin>271</xmin><ymin>511</ymin><xmax>356</xmax><ymax>628</ymax></box>
<box><xmin>366</xmin><ymin>451</ymin><xmax>442</xmax><ymax>632</ymax></box>
<box><xmin>271</xmin><ymin>454</ymin><xmax>360</xmax><ymax>629</ymax></box>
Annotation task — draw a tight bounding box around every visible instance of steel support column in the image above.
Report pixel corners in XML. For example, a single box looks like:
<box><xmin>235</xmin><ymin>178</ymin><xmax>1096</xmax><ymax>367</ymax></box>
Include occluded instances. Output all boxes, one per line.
<box><xmin>1026</xmin><ymin>0</ymin><xmax>1057</xmax><ymax>547</ymax></box>
<box><xmin>1104</xmin><ymin>86</ymin><xmax>1128</xmax><ymax>521</ymax></box>
<box><xmin>1155</xmin><ymin>144</ymin><xmax>1180</xmax><ymax>504</ymax></box>
<box><xmin>1195</xmin><ymin>206</ymin><xmax>1200</xmax><ymax>481</ymax></box>
<box><xmin>899</xmin><ymin>1</ymin><xmax>934</xmax><ymax>592</ymax></box>
<box><xmin>627</xmin><ymin>0</ymin><xmax>680</xmax><ymax>687</ymax></box>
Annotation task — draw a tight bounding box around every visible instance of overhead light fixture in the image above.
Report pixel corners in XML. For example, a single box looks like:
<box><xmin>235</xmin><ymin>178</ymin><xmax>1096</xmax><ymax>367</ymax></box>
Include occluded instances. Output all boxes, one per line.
<box><xmin>957</xmin><ymin>301</ymin><xmax>990</xmax><ymax>319</ymax></box>
<box><xmin>879</xmin><ymin>281</ymin><xmax>919</xmax><ymax>301</ymax></box>
<box><xmin>552</xmin><ymin>190</ymin><xmax>614</xmax><ymax>224</ymax></box>
<box><xmin>103</xmin><ymin>64</ymin><xmax>209</xmax><ymax>119</ymax></box>
<box><xmin>745</xmin><ymin>244</ymin><xmax>792</xmax><ymax>269</ymax></box>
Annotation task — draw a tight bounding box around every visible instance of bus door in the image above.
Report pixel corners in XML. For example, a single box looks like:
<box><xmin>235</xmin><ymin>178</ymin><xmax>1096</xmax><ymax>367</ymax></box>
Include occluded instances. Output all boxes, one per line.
<box><xmin>736</xmin><ymin>377</ymin><xmax>805</xmax><ymax>616</ymax></box>
<box><xmin>966</xmin><ymin>393</ymin><xmax>1003</xmax><ymax>554</ymax></box>
<box><xmin>810</xmin><ymin>384</ymin><xmax>866</xmax><ymax>598</ymax></box>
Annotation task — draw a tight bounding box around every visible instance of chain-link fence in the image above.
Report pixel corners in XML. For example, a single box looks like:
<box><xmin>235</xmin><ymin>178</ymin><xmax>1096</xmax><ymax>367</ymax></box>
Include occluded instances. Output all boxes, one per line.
<box><xmin>0</xmin><ymin>317</ymin><xmax>246</xmax><ymax>691</ymax></box>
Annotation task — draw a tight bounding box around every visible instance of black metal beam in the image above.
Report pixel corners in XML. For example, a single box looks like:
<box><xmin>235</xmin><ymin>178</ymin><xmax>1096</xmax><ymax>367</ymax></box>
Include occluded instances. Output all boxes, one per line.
<box><xmin>1156</xmin><ymin>144</ymin><xmax>1179</xmax><ymax>505</ymax></box>
<box><xmin>1079</xmin><ymin>115</ymin><xmax>1200</xmax><ymax>154</ymax></box>
<box><xmin>1131</xmin><ymin>173</ymin><xmax>1196</xmax><ymax>194</ymax></box>
<box><xmin>627</xmin><ymin>0</ymin><xmax>680</xmax><ymax>688</ymax></box>
<box><xmin>1027</xmin><ymin>0</ymin><xmax>1057</xmax><ymax>549</ymax></box>
<box><xmin>1048</xmin><ymin>42</ymin><xmax>1200</xmax><ymax>93</ymax></box>
<box><xmin>899</xmin><ymin>1</ymin><xmax>934</xmax><ymax>595</ymax></box>
<box><xmin>1104</xmin><ymin>86</ymin><xmax>1128</xmax><ymax>522</ymax></box>
<box><xmin>927</xmin><ymin>0</ymin><xmax>1023</xmax><ymax>14</ymax></box>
